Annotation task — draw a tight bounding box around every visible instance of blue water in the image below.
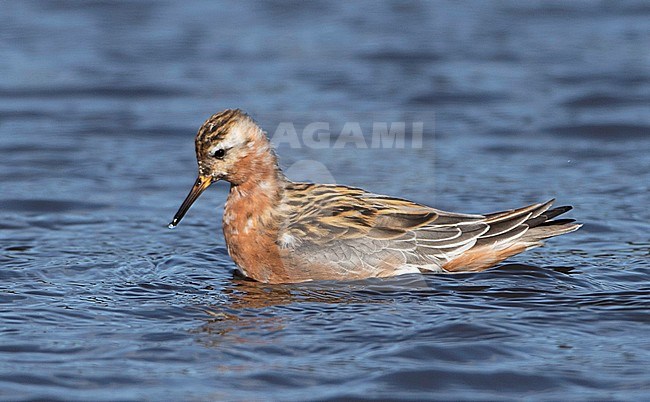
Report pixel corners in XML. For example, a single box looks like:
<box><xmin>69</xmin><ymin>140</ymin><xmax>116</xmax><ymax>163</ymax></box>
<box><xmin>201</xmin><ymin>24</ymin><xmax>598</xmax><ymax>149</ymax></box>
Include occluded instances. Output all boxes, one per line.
<box><xmin>1</xmin><ymin>1</ymin><xmax>649</xmax><ymax>400</ymax></box>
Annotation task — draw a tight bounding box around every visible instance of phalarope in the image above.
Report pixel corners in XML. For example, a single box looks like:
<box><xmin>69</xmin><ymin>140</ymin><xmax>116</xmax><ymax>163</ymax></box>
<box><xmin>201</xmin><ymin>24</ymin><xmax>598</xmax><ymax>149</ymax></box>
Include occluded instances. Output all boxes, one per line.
<box><xmin>169</xmin><ymin>109</ymin><xmax>580</xmax><ymax>284</ymax></box>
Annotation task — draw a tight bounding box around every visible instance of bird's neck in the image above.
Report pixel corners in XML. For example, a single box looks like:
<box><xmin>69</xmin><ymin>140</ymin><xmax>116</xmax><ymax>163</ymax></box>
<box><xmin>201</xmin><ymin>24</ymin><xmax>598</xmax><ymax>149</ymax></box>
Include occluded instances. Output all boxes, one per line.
<box><xmin>222</xmin><ymin>153</ymin><xmax>289</xmax><ymax>282</ymax></box>
<box><xmin>222</xmin><ymin>146</ymin><xmax>287</xmax><ymax>238</ymax></box>
<box><xmin>227</xmin><ymin>164</ymin><xmax>286</xmax><ymax>218</ymax></box>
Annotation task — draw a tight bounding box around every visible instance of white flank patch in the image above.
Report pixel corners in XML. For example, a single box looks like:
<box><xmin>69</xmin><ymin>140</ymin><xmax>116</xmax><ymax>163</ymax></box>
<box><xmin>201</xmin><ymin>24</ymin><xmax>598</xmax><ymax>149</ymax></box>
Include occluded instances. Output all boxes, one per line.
<box><xmin>389</xmin><ymin>265</ymin><xmax>423</xmax><ymax>276</ymax></box>
<box><xmin>414</xmin><ymin>263</ymin><xmax>445</xmax><ymax>274</ymax></box>
<box><xmin>279</xmin><ymin>232</ymin><xmax>297</xmax><ymax>249</ymax></box>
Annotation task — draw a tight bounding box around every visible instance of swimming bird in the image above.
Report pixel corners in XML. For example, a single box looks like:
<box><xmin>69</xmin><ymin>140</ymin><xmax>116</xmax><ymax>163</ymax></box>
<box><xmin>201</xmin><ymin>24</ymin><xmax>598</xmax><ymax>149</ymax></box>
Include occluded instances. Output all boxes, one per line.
<box><xmin>169</xmin><ymin>109</ymin><xmax>580</xmax><ymax>284</ymax></box>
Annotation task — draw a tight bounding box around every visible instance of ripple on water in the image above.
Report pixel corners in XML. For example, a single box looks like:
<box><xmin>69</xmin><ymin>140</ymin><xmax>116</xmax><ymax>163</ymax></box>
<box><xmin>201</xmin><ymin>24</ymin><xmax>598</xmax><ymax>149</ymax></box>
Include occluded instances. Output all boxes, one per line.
<box><xmin>1</xmin><ymin>1</ymin><xmax>650</xmax><ymax>400</ymax></box>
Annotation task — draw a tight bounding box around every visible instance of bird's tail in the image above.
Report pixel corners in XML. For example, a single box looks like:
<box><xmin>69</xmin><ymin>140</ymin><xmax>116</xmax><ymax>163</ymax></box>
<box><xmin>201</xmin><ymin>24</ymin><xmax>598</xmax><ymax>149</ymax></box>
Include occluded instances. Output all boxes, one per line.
<box><xmin>442</xmin><ymin>200</ymin><xmax>581</xmax><ymax>272</ymax></box>
<box><xmin>518</xmin><ymin>204</ymin><xmax>582</xmax><ymax>247</ymax></box>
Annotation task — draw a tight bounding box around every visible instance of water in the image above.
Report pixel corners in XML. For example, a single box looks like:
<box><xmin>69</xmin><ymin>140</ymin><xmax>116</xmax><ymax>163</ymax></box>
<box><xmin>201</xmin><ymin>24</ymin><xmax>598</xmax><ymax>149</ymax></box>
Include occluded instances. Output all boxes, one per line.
<box><xmin>1</xmin><ymin>1</ymin><xmax>649</xmax><ymax>400</ymax></box>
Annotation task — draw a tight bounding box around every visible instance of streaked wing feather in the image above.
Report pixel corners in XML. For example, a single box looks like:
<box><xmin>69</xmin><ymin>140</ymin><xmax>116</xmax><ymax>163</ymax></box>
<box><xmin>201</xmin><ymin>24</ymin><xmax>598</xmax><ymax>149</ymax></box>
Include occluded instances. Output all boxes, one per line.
<box><xmin>475</xmin><ymin>224</ymin><xmax>530</xmax><ymax>248</ymax></box>
<box><xmin>283</xmin><ymin>185</ymin><xmax>572</xmax><ymax>276</ymax></box>
<box><xmin>481</xmin><ymin>212</ymin><xmax>531</xmax><ymax>238</ymax></box>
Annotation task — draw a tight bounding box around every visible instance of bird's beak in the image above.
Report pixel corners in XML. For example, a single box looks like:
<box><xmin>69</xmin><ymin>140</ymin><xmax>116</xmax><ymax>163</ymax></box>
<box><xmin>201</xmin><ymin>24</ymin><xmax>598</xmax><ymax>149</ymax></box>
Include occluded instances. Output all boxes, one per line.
<box><xmin>168</xmin><ymin>175</ymin><xmax>215</xmax><ymax>228</ymax></box>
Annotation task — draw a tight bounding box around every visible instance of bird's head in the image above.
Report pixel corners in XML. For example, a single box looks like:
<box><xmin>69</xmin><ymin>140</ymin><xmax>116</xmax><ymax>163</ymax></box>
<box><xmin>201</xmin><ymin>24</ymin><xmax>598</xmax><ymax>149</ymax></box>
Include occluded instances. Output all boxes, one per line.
<box><xmin>169</xmin><ymin>109</ymin><xmax>276</xmax><ymax>227</ymax></box>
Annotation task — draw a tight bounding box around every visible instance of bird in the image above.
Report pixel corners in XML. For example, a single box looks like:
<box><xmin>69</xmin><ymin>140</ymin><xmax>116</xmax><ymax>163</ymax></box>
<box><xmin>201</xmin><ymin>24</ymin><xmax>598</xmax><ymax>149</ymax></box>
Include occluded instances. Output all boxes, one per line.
<box><xmin>169</xmin><ymin>109</ymin><xmax>581</xmax><ymax>284</ymax></box>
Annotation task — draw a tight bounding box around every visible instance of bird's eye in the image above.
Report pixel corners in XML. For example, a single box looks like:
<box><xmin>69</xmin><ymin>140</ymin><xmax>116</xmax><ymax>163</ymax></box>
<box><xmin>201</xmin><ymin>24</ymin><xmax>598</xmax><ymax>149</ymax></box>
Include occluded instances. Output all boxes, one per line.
<box><xmin>212</xmin><ymin>148</ymin><xmax>226</xmax><ymax>159</ymax></box>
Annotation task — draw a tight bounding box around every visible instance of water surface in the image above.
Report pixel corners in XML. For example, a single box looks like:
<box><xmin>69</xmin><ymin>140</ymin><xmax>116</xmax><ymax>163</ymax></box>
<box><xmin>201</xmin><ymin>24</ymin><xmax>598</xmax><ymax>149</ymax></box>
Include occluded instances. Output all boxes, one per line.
<box><xmin>1</xmin><ymin>1</ymin><xmax>649</xmax><ymax>400</ymax></box>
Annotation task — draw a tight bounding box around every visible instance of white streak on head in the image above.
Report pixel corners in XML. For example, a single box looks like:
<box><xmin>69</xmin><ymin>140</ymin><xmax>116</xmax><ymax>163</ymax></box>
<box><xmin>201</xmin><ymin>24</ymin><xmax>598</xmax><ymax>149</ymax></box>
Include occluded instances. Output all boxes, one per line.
<box><xmin>208</xmin><ymin>120</ymin><xmax>268</xmax><ymax>158</ymax></box>
<box><xmin>209</xmin><ymin>122</ymin><xmax>247</xmax><ymax>152</ymax></box>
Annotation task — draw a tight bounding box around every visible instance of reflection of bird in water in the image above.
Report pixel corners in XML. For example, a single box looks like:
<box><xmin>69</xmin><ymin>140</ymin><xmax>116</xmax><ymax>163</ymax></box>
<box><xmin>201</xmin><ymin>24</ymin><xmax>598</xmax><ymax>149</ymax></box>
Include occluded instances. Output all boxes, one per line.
<box><xmin>191</xmin><ymin>263</ymin><xmax>577</xmax><ymax>349</ymax></box>
<box><xmin>191</xmin><ymin>278</ymin><xmax>394</xmax><ymax>347</ymax></box>
<box><xmin>170</xmin><ymin>109</ymin><xmax>580</xmax><ymax>284</ymax></box>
